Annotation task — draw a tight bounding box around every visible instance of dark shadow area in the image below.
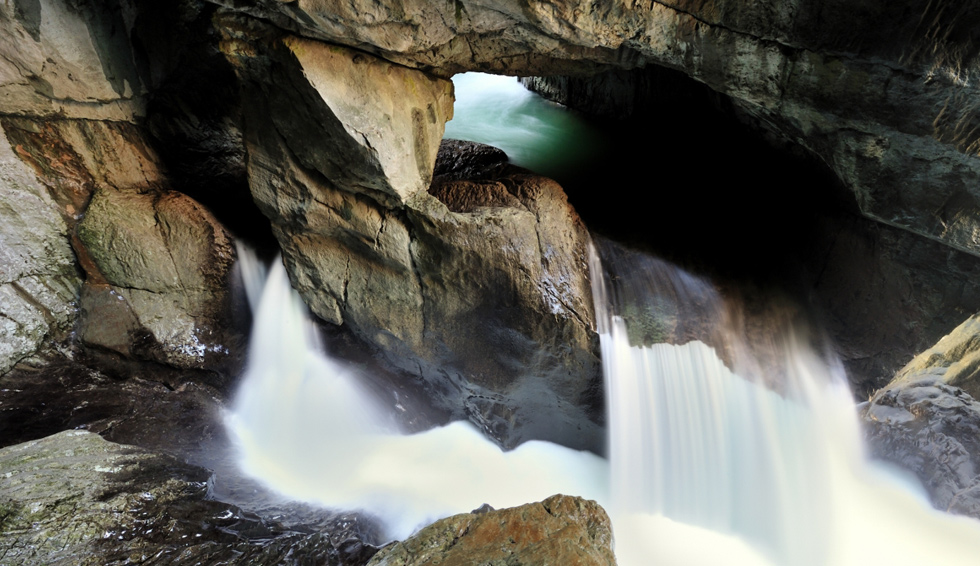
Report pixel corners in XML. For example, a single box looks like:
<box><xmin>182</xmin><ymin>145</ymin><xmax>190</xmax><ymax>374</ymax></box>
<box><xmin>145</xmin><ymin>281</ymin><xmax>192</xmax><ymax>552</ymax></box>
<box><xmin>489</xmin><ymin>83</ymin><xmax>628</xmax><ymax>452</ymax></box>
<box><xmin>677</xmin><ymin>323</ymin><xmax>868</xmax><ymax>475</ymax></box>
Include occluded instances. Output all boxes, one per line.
<box><xmin>519</xmin><ymin>66</ymin><xmax>980</xmax><ymax>397</ymax></box>
<box><xmin>527</xmin><ymin>66</ymin><xmax>858</xmax><ymax>292</ymax></box>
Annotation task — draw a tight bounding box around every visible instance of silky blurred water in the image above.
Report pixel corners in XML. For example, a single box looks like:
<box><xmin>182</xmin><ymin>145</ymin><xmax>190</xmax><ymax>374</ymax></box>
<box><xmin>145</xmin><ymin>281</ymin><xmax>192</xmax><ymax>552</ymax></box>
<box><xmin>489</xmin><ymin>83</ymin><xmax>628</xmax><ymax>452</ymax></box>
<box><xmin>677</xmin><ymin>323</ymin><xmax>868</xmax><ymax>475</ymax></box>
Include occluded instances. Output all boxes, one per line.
<box><xmin>225</xmin><ymin>75</ymin><xmax>980</xmax><ymax>563</ymax></box>
<box><xmin>226</xmin><ymin>249</ymin><xmax>607</xmax><ymax>541</ymax></box>
<box><xmin>589</xmin><ymin>242</ymin><xmax>980</xmax><ymax>566</ymax></box>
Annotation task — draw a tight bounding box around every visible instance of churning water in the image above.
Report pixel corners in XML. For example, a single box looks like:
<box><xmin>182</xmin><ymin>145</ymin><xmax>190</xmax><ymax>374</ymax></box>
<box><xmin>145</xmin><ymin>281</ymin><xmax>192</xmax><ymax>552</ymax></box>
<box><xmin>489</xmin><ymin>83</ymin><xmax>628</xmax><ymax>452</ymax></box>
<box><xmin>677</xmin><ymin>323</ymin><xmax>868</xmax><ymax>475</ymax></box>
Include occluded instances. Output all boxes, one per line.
<box><xmin>589</xmin><ymin>243</ymin><xmax>980</xmax><ymax>566</ymax></box>
<box><xmin>228</xmin><ymin>243</ymin><xmax>980</xmax><ymax>564</ymax></box>
<box><xmin>226</xmin><ymin>247</ymin><xmax>607</xmax><ymax>541</ymax></box>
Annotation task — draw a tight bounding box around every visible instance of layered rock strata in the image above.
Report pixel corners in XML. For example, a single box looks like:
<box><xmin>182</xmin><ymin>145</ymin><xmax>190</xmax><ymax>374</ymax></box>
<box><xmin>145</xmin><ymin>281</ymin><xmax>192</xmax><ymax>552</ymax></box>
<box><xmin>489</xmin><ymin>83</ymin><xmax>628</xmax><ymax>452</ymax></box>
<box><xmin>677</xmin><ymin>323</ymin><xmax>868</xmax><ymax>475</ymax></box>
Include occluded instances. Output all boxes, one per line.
<box><xmin>214</xmin><ymin>0</ymin><xmax>980</xmax><ymax>262</ymax></box>
<box><xmin>1</xmin><ymin>1</ymin><xmax>243</xmax><ymax>375</ymax></box>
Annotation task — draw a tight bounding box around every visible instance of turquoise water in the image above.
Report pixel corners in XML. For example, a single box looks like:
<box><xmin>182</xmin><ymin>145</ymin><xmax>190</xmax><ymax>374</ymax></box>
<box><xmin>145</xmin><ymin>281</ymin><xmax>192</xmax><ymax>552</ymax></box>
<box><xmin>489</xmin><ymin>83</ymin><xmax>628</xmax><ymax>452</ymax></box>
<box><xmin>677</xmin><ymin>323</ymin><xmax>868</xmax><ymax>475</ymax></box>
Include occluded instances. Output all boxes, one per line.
<box><xmin>443</xmin><ymin>73</ymin><xmax>606</xmax><ymax>179</ymax></box>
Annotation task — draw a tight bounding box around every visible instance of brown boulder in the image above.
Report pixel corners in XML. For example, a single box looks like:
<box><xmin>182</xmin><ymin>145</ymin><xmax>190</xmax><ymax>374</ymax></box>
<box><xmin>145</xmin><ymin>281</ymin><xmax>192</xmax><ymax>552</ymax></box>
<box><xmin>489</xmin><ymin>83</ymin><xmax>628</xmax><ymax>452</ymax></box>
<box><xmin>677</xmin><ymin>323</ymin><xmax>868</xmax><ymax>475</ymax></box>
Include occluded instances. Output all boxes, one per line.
<box><xmin>367</xmin><ymin>495</ymin><xmax>615</xmax><ymax>566</ymax></box>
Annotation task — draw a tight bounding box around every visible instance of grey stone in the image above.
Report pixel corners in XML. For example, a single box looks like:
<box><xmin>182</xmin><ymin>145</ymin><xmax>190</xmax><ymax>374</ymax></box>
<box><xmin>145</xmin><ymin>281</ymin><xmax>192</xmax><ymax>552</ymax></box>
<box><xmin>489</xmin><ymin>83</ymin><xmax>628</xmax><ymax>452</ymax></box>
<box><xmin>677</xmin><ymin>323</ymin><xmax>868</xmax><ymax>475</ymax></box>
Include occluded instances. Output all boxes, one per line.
<box><xmin>888</xmin><ymin>313</ymin><xmax>980</xmax><ymax>404</ymax></box>
<box><xmin>0</xmin><ymin>124</ymin><xmax>80</xmax><ymax>375</ymax></box>
<box><xmin>221</xmin><ymin>22</ymin><xmax>601</xmax><ymax>450</ymax></box>
<box><xmin>0</xmin><ymin>0</ymin><xmax>144</xmax><ymax>120</ymax></box>
<box><xmin>863</xmin><ymin>377</ymin><xmax>980</xmax><ymax>519</ymax></box>
<box><xmin>0</xmin><ymin>430</ymin><xmax>370</xmax><ymax>565</ymax></box>
<box><xmin>213</xmin><ymin>0</ymin><xmax>980</xmax><ymax>260</ymax></box>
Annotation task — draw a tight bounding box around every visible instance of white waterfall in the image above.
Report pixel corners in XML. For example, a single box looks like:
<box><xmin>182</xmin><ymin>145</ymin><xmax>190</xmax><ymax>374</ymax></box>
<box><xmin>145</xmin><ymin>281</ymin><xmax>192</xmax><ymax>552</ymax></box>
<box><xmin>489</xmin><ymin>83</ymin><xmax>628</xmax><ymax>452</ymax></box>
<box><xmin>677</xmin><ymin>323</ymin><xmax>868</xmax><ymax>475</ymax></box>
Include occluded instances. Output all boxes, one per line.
<box><xmin>588</xmin><ymin>243</ymin><xmax>980</xmax><ymax>566</ymax></box>
<box><xmin>225</xmin><ymin>248</ymin><xmax>607</xmax><ymax>541</ymax></box>
<box><xmin>226</xmin><ymin>243</ymin><xmax>980</xmax><ymax>563</ymax></box>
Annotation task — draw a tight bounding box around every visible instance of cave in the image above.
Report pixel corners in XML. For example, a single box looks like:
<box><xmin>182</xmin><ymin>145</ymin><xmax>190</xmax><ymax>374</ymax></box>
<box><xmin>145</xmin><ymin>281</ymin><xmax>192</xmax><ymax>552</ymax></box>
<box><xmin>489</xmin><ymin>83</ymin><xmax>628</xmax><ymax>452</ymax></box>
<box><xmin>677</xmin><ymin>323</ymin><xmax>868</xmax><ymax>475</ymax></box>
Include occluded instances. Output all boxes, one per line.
<box><xmin>3</xmin><ymin>1</ymin><xmax>980</xmax><ymax>564</ymax></box>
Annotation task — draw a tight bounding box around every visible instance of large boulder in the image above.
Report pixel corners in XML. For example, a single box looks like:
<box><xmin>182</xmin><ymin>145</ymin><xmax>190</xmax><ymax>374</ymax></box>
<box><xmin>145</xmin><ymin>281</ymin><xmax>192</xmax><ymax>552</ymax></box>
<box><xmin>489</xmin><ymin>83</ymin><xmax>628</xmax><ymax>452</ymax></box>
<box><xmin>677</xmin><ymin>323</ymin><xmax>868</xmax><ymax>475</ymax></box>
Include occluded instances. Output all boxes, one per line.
<box><xmin>862</xmin><ymin>378</ymin><xmax>980</xmax><ymax>519</ymax></box>
<box><xmin>221</xmin><ymin>18</ymin><xmax>602</xmax><ymax>450</ymax></box>
<box><xmin>0</xmin><ymin>430</ymin><xmax>375</xmax><ymax>565</ymax></box>
<box><xmin>2</xmin><ymin>116</ymin><xmax>239</xmax><ymax>373</ymax></box>
<box><xmin>367</xmin><ymin>494</ymin><xmax>615</xmax><ymax>566</ymax></box>
<box><xmin>77</xmin><ymin>183</ymin><xmax>235</xmax><ymax>370</ymax></box>
<box><xmin>862</xmin><ymin>313</ymin><xmax>980</xmax><ymax>519</ymax></box>
<box><xmin>0</xmin><ymin>0</ymin><xmax>246</xmax><ymax>376</ymax></box>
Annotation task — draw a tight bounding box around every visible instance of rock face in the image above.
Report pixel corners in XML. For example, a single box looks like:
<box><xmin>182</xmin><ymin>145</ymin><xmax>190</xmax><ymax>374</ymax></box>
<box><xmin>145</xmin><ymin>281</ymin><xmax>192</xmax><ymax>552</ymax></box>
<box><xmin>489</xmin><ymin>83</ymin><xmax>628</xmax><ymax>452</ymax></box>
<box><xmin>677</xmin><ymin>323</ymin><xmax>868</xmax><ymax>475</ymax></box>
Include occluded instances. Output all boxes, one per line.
<box><xmin>862</xmin><ymin>314</ymin><xmax>980</xmax><ymax>519</ymax></box>
<box><xmin>0</xmin><ymin>430</ymin><xmax>377</xmax><ymax>566</ymax></box>
<box><xmin>1</xmin><ymin>116</ymin><xmax>238</xmax><ymax>373</ymax></box>
<box><xmin>0</xmin><ymin>0</ymin><xmax>144</xmax><ymax>121</ymax></box>
<box><xmin>221</xmin><ymin>15</ymin><xmax>602</xmax><ymax>450</ymax></box>
<box><xmin>366</xmin><ymin>495</ymin><xmax>615</xmax><ymax>566</ymax></box>
<box><xmin>808</xmin><ymin>215</ymin><xmax>980</xmax><ymax>395</ymax></box>
<box><xmin>0</xmin><ymin>1</ymin><xmax>244</xmax><ymax>376</ymax></box>
<box><xmin>0</xmin><ymin>124</ymin><xmax>80</xmax><ymax>374</ymax></box>
<box><xmin>886</xmin><ymin>313</ymin><xmax>980</xmax><ymax>400</ymax></box>
<box><xmin>222</xmin><ymin>0</ymin><xmax>980</xmax><ymax>262</ymax></box>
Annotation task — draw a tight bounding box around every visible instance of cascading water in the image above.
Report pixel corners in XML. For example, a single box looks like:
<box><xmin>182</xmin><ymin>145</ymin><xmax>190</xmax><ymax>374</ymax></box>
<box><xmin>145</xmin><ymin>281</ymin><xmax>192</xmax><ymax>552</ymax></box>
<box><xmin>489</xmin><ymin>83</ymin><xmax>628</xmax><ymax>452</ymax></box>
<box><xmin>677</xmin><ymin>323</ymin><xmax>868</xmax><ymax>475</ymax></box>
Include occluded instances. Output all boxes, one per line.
<box><xmin>589</xmin><ymin>241</ymin><xmax>980</xmax><ymax>565</ymax></box>
<box><xmin>226</xmin><ymin>247</ymin><xmax>607</xmax><ymax>541</ymax></box>
<box><xmin>226</xmin><ymin>75</ymin><xmax>980</xmax><ymax>564</ymax></box>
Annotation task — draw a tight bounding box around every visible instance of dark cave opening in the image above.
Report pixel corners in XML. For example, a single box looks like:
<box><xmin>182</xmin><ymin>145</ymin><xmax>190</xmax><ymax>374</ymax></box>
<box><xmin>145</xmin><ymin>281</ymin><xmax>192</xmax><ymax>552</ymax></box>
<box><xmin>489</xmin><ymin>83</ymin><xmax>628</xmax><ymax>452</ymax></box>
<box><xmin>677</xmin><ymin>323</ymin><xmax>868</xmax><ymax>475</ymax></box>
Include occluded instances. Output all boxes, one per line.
<box><xmin>521</xmin><ymin>65</ymin><xmax>860</xmax><ymax>294</ymax></box>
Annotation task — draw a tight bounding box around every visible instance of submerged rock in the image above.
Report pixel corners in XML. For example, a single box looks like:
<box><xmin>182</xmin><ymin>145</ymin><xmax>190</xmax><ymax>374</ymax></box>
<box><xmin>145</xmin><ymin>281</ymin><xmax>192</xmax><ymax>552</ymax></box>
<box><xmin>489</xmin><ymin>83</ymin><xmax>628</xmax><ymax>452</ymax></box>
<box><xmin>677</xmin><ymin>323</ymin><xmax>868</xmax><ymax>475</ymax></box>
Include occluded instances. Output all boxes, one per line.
<box><xmin>0</xmin><ymin>430</ymin><xmax>377</xmax><ymax>566</ymax></box>
<box><xmin>367</xmin><ymin>494</ymin><xmax>615</xmax><ymax>566</ymax></box>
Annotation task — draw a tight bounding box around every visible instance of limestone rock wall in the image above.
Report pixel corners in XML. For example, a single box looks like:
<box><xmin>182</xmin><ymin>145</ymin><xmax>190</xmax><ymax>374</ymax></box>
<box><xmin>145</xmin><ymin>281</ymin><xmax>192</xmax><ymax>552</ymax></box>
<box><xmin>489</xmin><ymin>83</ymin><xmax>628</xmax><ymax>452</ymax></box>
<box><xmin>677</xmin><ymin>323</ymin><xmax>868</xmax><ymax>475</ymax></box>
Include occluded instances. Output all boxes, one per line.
<box><xmin>0</xmin><ymin>126</ymin><xmax>80</xmax><ymax>374</ymax></box>
<box><xmin>0</xmin><ymin>0</ymin><xmax>243</xmax><ymax>376</ymax></box>
<box><xmin>0</xmin><ymin>0</ymin><xmax>145</xmax><ymax>121</ymax></box>
<box><xmin>216</xmin><ymin>0</ymin><xmax>980</xmax><ymax>262</ymax></box>
<box><xmin>221</xmin><ymin>17</ymin><xmax>601</xmax><ymax>449</ymax></box>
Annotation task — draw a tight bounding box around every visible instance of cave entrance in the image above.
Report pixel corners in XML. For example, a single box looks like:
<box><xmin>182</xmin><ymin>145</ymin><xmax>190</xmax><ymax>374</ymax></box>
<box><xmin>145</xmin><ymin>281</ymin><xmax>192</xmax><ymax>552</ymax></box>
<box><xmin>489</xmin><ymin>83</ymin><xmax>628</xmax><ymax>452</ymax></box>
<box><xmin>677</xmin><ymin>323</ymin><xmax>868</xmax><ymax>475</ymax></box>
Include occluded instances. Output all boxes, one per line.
<box><xmin>444</xmin><ymin>67</ymin><xmax>856</xmax><ymax>290</ymax></box>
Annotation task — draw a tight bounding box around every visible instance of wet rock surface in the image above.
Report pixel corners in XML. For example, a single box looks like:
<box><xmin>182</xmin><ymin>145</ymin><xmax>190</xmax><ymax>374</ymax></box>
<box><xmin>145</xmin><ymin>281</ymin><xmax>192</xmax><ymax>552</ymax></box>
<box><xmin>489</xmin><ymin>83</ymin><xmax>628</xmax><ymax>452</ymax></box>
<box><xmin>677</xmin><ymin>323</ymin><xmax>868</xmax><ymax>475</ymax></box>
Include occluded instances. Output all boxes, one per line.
<box><xmin>0</xmin><ymin>354</ymin><xmax>225</xmax><ymax>455</ymax></box>
<box><xmin>863</xmin><ymin>378</ymin><xmax>980</xmax><ymax>519</ymax></box>
<box><xmin>0</xmin><ymin>430</ymin><xmax>380</xmax><ymax>566</ymax></box>
<box><xmin>862</xmin><ymin>313</ymin><xmax>980</xmax><ymax>519</ymax></box>
<box><xmin>366</xmin><ymin>494</ymin><xmax>615</xmax><ymax>566</ymax></box>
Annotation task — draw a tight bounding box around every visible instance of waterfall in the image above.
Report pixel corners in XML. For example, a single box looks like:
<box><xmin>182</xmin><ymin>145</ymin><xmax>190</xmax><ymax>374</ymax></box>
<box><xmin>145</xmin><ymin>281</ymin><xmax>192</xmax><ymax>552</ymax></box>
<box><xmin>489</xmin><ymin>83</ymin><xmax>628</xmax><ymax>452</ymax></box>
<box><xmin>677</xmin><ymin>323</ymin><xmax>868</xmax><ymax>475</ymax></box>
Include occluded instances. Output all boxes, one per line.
<box><xmin>225</xmin><ymin>247</ymin><xmax>607</xmax><ymax>541</ymax></box>
<box><xmin>226</xmin><ymin>73</ymin><xmax>980</xmax><ymax>564</ymax></box>
<box><xmin>589</xmin><ymin>241</ymin><xmax>980</xmax><ymax>565</ymax></box>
